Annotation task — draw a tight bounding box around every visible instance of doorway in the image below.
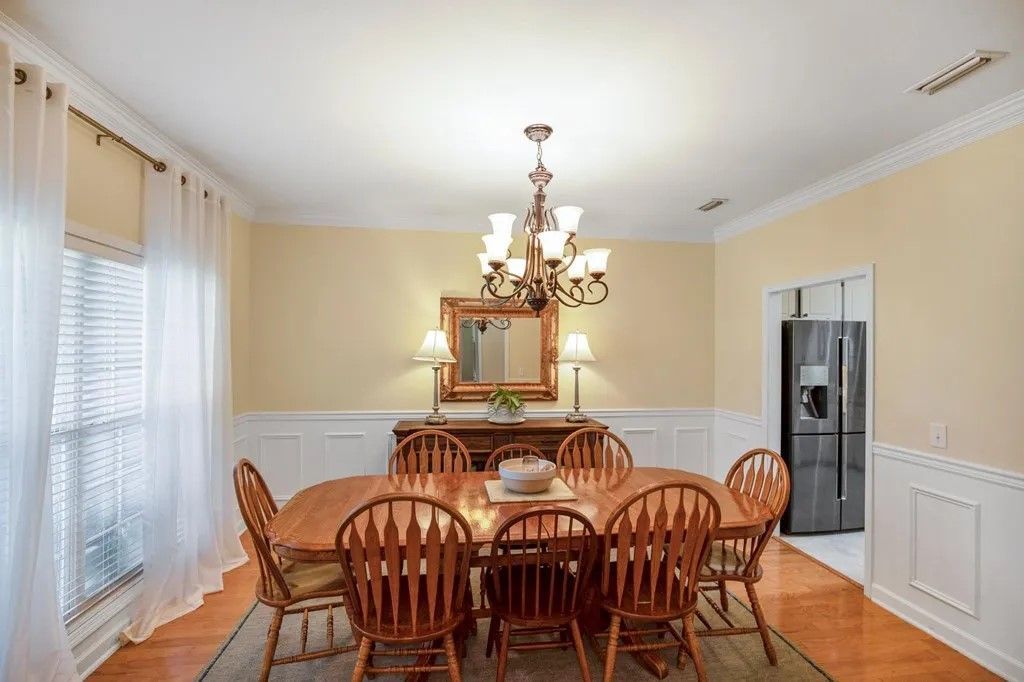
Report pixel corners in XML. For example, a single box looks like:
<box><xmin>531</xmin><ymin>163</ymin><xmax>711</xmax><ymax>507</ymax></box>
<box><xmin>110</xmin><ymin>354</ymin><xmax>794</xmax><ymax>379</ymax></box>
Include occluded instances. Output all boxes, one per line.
<box><xmin>762</xmin><ymin>265</ymin><xmax>874</xmax><ymax>591</ymax></box>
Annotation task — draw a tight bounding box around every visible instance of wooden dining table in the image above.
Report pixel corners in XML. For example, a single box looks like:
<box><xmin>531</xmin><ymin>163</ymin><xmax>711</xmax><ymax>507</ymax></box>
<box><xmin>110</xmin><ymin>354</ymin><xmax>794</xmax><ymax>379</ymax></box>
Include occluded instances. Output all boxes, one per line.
<box><xmin>265</xmin><ymin>466</ymin><xmax>772</xmax><ymax>678</ymax></box>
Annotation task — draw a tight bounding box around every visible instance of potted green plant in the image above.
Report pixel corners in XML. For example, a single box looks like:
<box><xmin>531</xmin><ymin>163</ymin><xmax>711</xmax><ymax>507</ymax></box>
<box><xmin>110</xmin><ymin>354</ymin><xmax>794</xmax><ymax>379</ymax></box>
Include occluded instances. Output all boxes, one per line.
<box><xmin>487</xmin><ymin>386</ymin><xmax>527</xmax><ymax>424</ymax></box>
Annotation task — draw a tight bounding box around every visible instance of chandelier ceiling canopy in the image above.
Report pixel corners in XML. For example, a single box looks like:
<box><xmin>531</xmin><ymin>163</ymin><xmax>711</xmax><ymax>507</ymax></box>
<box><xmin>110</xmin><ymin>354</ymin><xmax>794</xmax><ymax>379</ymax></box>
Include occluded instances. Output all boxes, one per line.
<box><xmin>475</xmin><ymin>124</ymin><xmax>609</xmax><ymax>312</ymax></box>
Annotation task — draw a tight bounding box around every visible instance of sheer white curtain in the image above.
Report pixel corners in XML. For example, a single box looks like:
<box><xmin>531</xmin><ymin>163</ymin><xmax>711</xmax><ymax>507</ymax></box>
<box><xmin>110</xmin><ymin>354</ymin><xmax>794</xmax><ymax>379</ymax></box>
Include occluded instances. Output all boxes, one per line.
<box><xmin>0</xmin><ymin>47</ymin><xmax>80</xmax><ymax>680</ymax></box>
<box><xmin>123</xmin><ymin>167</ymin><xmax>247</xmax><ymax>643</ymax></box>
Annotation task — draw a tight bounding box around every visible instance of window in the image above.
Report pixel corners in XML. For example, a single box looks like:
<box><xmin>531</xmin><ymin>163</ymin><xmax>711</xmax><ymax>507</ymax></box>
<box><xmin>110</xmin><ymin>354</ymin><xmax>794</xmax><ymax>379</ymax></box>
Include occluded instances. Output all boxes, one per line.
<box><xmin>50</xmin><ymin>247</ymin><xmax>144</xmax><ymax>622</ymax></box>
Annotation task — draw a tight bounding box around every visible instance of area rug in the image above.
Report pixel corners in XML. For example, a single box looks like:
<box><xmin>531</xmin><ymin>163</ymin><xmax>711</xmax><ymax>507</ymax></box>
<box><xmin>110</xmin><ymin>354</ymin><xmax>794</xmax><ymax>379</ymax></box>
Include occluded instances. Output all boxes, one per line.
<box><xmin>199</xmin><ymin>591</ymin><xmax>831</xmax><ymax>680</ymax></box>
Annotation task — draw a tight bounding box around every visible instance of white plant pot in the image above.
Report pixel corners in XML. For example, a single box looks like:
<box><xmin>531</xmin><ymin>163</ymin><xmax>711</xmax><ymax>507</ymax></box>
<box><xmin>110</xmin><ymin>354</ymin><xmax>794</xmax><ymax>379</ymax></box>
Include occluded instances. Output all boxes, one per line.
<box><xmin>487</xmin><ymin>404</ymin><xmax>526</xmax><ymax>424</ymax></box>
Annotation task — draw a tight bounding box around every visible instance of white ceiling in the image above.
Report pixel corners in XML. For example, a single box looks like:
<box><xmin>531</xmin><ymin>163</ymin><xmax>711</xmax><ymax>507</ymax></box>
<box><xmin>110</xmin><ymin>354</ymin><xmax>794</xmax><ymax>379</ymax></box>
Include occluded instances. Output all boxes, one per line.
<box><xmin>3</xmin><ymin>1</ymin><xmax>1023</xmax><ymax>241</ymax></box>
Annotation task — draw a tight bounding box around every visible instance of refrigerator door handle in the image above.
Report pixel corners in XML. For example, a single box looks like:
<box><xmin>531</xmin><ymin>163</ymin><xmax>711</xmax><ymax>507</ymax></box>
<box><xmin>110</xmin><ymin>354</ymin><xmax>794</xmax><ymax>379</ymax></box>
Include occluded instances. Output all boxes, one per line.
<box><xmin>838</xmin><ymin>335</ymin><xmax>848</xmax><ymax>501</ymax></box>
<box><xmin>839</xmin><ymin>443</ymin><xmax>847</xmax><ymax>501</ymax></box>
<box><xmin>840</xmin><ymin>336</ymin><xmax>849</xmax><ymax>417</ymax></box>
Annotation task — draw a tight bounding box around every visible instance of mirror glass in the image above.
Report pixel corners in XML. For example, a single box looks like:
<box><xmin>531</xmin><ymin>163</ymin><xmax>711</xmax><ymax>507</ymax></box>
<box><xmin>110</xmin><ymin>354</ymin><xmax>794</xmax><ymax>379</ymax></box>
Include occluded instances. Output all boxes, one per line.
<box><xmin>457</xmin><ymin>318</ymin><xmax>542</xmax><ymax>383</ymax></box>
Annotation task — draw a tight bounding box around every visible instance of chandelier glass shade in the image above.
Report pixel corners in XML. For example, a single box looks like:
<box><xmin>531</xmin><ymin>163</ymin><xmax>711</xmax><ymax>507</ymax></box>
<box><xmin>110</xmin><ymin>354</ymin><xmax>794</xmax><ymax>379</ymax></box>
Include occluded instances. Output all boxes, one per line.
<box><xmin>475</xmin><ymin>124</ymin><xmax>610</xmax><ymax>312</ymax></box>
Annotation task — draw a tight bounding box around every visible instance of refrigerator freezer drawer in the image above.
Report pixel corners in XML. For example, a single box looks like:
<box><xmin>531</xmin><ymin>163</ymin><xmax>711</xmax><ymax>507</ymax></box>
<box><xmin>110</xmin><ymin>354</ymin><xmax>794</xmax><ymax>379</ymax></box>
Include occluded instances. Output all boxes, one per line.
<box><xmin>840</xmin><ymin>434</ymin><xmax>865</xmax><ymax>530</ymax></box>
<box><xmin>782</xmin><ymin>434</ymin><xmax>841</xmax><ymax>533</ymax></box>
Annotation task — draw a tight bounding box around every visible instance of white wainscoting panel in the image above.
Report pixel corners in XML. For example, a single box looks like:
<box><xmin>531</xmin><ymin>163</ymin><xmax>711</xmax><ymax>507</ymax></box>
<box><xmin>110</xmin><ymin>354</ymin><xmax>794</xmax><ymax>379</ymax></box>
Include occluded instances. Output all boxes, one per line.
<box><xmin>673</xmin><ymin>427</ymin><xmax>711</xmax><ymax>475</ymax></box>
<box><xmin>711</xmin><ymin>410</ymin><xmax>766</xmax><ymax>481</ymax></box>
<box><xmin>872</xmin><ymin>443</ymin><xmax>1024</xmax><ymax>681</ymax></box>
<box><xmin>909</xmin><ymin>485</ymin><xmax>980</xmax><ymax>617</ymax></box>
<box><xmin>621</xmin><ymin>428</ymin><xmax>658</xmax><ymax>467</ymax></box>
<box><xmin>324</xmin><ymin>432</ymin><xmax>367</xmax><ymax>479</ymax></box>
<box><xmin>235</xmin><ymin>408</ymin><xmax>718</xmax><ymax>500</ymax></box>
<box><xmin>257</xmin><ymin>433</ymin><xmax>303</xmax><ymax>502</ymax></box>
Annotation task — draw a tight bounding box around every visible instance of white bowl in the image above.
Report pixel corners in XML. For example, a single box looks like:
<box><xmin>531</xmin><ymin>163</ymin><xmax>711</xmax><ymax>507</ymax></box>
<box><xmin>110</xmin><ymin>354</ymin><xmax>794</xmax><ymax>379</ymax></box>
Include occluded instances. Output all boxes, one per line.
<box><xmin>498</xmin><ymin>457</ymin><xmax>557</xmax><ymax>494</ymax></box>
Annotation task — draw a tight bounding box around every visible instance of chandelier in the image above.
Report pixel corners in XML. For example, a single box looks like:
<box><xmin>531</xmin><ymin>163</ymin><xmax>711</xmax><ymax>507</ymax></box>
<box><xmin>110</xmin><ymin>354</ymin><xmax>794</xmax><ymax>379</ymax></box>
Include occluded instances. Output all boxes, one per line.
<box><xmin>475</xmin><ymin>124</ymin><xmax>610</xmax><ymax>312</ymax></box>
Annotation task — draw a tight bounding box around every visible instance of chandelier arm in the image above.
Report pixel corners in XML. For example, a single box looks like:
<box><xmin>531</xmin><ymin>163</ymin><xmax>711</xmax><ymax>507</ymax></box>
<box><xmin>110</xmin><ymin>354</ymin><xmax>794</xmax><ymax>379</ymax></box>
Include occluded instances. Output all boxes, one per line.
<box><xmin>484</xmin><ymin>275</ymin><xmax>524</xmax><ymax>302</ymax></box>
<box><xmin>550</xmin><ymin>238</ymin><xmax>577</xmax><ymax>278</ymax></box>
<box><xmin>552</xmin><ymin>284</ymin><xmax>585</xmax><ymax>308</ymax></box>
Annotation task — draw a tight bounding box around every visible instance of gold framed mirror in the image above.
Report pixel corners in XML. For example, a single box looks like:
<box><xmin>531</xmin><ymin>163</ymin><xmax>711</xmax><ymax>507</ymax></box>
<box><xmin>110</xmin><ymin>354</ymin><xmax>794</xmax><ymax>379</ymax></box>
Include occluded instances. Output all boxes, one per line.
<box><xmin>439</xmin><ymin>297</ymin><xmax>558</xmax><ymax>401</ymax></box>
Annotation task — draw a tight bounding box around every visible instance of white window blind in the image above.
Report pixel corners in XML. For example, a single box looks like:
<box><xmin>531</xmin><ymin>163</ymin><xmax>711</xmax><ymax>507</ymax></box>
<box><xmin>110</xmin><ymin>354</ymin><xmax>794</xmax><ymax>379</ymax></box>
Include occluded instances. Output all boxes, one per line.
<box><xmin>50</xmin><ymin>247</ymin><xmax>144</xmax><ymax>622</ymax></box>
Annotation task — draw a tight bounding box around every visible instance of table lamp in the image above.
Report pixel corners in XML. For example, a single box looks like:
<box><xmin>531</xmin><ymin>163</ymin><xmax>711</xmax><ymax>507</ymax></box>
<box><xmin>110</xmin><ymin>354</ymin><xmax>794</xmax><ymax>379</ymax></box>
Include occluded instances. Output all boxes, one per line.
<box><xmin>413</xmin><ymin>329</ymin><xmax>456</xmax><ymax>425</ymax></box>
<box><xmin>558</xmin><ymin>330</ymin><xmax>596</xmax><ymax>423</ymax></box>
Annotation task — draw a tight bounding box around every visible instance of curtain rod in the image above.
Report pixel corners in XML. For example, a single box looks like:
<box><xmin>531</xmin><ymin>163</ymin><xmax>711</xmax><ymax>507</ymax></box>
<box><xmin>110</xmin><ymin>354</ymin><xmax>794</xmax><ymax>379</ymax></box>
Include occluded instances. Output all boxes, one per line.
<box><xmin>14</xmin><ymin>66</ymin><xmax>167</xmax><ymax>172</ymax></box>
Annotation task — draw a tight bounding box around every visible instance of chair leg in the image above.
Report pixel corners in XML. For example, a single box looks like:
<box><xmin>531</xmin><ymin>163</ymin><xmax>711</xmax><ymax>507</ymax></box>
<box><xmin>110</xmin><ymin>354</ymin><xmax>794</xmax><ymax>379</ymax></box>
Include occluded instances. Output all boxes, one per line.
<box><xmin>602</xmin><ymin>614</ymin><xmax>621</xmax><ymax>682</ymax></box>
<box><xmin>746</xmin><ymin>583</ymin><xmax>777</xmax><ymax>665</ymax></box>
<box><xmin>365</xmin><ymin>640</ymin><xmax>377</xmax><ymax>680</ymax></box>
<box><xmin>352</xmin><ymin>636</ymin><xmax>372</xmax><ymax>682</ymax></box>
<box><xmin>485</xmin><ymin>614</ymin><xmax>500</xmax><ymax>658</ymax></box>
<box><xmin>681</xmin><ymin>613</ymin><xmax>708</xmax><ymax>682</ymax></box>
<box><xmin>569</xmin><ymin>618</ymin><xmax>592</xmax><ymax>682</ymax></box>
<box><xmin>259</xmin><ymin>607</ymin><xmax>283</xmax><ymax>682</ymax></box>
<box><xmin>443</xmin><ymin>633</ymin><xmax>463</xmax><ymax>682</ymax></box>
<box><xmin>719</xmin><ymin>581</ymin><xmax>729</xmax><ymax>612</ymax></box>
<box><xmin>495</xmin><ymin>622</ymin><xmax>511</xmax><ymax>682</ymax></box>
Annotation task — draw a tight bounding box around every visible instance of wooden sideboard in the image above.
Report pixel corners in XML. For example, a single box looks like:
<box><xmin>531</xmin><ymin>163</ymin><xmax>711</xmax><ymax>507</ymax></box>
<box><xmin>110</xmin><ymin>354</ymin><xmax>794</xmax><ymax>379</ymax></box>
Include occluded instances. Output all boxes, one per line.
<box><xmin>391</xmin><ymin>418</ymin><xmax>608</xmax><ymax>469</ymax></box>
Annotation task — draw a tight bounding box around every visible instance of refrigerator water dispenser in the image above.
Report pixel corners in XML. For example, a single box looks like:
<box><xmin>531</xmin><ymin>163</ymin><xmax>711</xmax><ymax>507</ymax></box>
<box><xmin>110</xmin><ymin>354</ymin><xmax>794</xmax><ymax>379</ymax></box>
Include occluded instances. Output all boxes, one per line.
<box><xmin>798</xmin><ymin>364</ymin><xmax>828</xmax><ymax>420</ymax></box>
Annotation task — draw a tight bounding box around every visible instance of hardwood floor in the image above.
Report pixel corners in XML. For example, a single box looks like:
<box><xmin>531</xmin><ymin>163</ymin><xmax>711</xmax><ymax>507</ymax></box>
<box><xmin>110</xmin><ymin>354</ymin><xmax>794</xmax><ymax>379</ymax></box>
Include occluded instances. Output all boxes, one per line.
<box><xmin>89</xmin><ymin>536</ymin><xmax>998</xmax><ymax>681</ymax></box>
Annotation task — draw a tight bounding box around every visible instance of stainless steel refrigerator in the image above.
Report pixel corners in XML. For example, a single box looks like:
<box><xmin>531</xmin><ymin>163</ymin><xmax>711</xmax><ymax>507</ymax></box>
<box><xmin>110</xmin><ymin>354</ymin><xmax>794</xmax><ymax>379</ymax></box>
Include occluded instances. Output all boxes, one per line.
<box><xmin>781</xmin><ymin>320</ymin><xmax>866</xmax><ymax>533</ymax></box>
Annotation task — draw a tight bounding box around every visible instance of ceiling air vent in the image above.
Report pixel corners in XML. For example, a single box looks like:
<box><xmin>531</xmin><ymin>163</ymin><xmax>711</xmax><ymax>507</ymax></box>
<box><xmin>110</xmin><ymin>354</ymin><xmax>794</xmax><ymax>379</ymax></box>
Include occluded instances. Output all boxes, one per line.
<box><xmin>697</xmin><ymin>198</ymin><xmax>728</xmax><ymax>212</ymax></box>
<box><xmin>906</xmin><ymin>50</ymin><xmax>1007</xmax><ymax>95</ymax></box>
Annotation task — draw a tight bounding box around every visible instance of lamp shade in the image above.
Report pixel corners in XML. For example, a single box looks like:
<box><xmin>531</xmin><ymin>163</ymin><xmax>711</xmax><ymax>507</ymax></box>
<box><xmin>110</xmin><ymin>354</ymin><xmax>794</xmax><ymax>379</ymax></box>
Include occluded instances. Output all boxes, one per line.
<box><xmin>488</xmin><ymin>213</ymin><xmax>516</xmax><ymax>238</ymax></box>
<box><xmin>558</xmin><ymin>331</ymin><xmax>596</xmax><ymax>364</ymax></box>
<box><xmin>552</xmin><ymin>206</ymin><xmax>583</xmax><ymax>234</ymax></box>
<box><xmin>413</xmin><ymin>329</ymin><xmax>456</xmax><ymax>363</ymax></box>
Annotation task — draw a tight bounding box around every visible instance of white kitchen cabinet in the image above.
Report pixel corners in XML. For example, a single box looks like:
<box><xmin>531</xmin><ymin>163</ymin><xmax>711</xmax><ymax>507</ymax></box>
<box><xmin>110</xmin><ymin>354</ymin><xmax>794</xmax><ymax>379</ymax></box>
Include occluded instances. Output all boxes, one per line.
<box><xmin>800</xmin><ymin>282</ymin><xmax>841</xmax><ymax>320</ymax></box>
<box><xmin>842</xmin><ymin>277</ymin><xmax>869</xmax><ymax>321</ymax></box>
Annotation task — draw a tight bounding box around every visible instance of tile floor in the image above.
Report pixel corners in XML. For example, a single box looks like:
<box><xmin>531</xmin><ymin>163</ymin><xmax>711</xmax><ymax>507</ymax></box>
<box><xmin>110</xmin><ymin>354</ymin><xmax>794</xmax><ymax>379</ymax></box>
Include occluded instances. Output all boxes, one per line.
<box><xmin>779</xmin><ymin>530</ymin><xmax>864</xmax><ymax>584</ymax></box>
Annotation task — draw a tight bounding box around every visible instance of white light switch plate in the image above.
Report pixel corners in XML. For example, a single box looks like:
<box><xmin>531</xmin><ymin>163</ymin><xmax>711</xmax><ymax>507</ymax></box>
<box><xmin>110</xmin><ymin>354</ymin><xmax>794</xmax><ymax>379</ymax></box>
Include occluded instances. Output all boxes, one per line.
<box><xmin>929</xmin><ymin>423</ymin><xmax>948</xmax><ymax>449</ymax></box>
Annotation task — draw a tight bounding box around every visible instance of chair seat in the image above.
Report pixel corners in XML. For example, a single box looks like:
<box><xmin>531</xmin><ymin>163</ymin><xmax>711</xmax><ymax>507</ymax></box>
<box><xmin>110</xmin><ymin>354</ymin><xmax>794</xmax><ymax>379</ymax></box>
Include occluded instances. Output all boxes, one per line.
<box><xmin>485</xmin><ymin>563</ymin><xmax>579</xmax><ymax>624</ymax></box>
<box><xmin>281</xmin><ymin>560</ymin><xmax>347</xmax><ymax>597</ymax></box>
<box><xmin>351</xmin><ymin>574</ymin><xmax>469</xmax><ymax>640</ymax></box>
<box><xmin>700</xmin><ymin>541</ymin><xmax>761</xmax><ymax>581</ymax></box>
<box><xmin>602</xmin><ymin>560</ymin><xmax>694</xmax><ymax>619</ymax></box>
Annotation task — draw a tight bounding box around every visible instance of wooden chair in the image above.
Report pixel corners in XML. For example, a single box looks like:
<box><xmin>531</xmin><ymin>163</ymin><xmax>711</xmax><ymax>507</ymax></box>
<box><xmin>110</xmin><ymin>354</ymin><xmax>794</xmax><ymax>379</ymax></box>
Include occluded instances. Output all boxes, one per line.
<box><xmin>599</xmin><ymin>482</ymin><xmax>721</xmax><ymax>682</ymax></box>
<box><xmin>335</xmin><ymin>492</ymin><xmax>473</xmax><ymax>681</ymax></box>
<box><xmin>388</xmin><ymin>429</ymin><xmax>471</xmax><ymax>474</ymax></box>
<box><xmin>233</xmin><ymin>459</ymin><xmax>355</xmax><ymax>682</ymax></box>
<box><xmin>556</xmin><ymin>427</ymin><xmax>633</xmax><ymax>470</ymax></box>
<box><xmin>484</xmin><ymin>442</ymin><xmax>552</xmax><ymax>471</ymax></box>
<box><xmin>477</xmin><ymin>443</ymin><xmax>556</xmax><ymax>616</ymax></box>
<box><xmin>698</xmin><ymin>448</ymin><xmax>790</xmax><ymax>665</ymax></box>
<box><xmin>484</xmin><ymin>507</ymin><xmax>598</xmax><ymax>681</ymax></box>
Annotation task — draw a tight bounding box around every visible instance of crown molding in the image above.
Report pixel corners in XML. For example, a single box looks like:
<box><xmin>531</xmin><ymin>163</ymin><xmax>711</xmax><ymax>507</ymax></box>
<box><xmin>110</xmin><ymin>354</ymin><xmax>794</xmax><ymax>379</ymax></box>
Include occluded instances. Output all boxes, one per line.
<box><xmin>252</xmin><ymin>208</ymin><xmax>717</xmax><ymax>243</ymax></box>
<box><xmin>0</xmin><ymin>11</ymin><xmax>255</xmax><ymax>219</ymax></box>
<box><xmin>714</xmin><ymin>88</ymin><xmax>1024</xmax><ymax>243</ymax></box>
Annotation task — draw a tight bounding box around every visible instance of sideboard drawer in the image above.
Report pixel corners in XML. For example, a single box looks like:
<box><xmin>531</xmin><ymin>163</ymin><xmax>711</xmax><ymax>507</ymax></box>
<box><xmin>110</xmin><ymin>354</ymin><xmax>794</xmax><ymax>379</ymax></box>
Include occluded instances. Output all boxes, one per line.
<box><xmin>392</xmin><ymin>418</ymin><xmax>608</xmax><ymax>471</ymax></box>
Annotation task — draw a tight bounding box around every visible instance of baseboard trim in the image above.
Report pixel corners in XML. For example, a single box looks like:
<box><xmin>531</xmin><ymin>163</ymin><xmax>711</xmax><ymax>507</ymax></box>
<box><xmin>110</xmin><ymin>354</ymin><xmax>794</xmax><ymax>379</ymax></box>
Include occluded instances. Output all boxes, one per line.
<box><xmin>872</xmin><ymin>584</ymin><xmax>1024</xmax><ymax>682</ymax></box>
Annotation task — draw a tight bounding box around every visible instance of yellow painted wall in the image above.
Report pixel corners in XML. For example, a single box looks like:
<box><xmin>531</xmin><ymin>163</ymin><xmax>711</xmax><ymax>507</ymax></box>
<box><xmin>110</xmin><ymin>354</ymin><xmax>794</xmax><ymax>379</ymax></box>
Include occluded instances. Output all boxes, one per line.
<box><xmin>245</xmin><ymin>223</ymin><xmax>715</xmax><ymax>412</ymax></box>
<box><xmin>715</xmin><ymin>123</ymin><xmax>1024</xmax><ymax>472</ymax></box>
<box><xmin>66</xmin><ymin>114</ymin><xmax>144</xmax><ymax>243</ymax></box>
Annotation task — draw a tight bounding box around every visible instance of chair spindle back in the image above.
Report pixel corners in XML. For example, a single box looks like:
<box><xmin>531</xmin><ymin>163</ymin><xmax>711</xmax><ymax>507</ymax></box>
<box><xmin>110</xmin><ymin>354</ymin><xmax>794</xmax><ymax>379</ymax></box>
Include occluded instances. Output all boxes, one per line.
<box><xmin>233</xmin><ymin>459</ymin><xmax>290</xmax><ymax>601</ymax></box>
<box><xmin>388</xmin><ymin>430</ymin><xmax>471</xmax><ymax>475</ymax></box>
<box><xmin>720</xmin><ymin>448</ymin><xmax>790</xmax><ymax>576</ymax></box>
<box><xmin>602</xmin><ymin>482</ymin><xmax>720</xmax><ymax>616</ymax></box>
<box><xmin>335</xmin><ymin>493</ymin><xmax>473</xmax><ymax>639</ymax></box>
<box><xmin>556</xmin><ymin>428</ymin><xmax>633</xmax><ymax>470</ymax></box>
<box><xmin>487</xmin><ymin>508</ymin><xmax>597</xmax><ymax>620</ymax></box>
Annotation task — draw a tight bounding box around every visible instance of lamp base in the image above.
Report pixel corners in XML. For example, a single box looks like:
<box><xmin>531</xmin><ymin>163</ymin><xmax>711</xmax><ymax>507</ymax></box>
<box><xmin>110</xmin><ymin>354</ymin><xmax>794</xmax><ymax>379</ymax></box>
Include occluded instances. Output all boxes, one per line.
<box><xmin>425</xmin><ymin>413</ymin><xmax>448</xmax><ymax>425</ymax></box>
<box><xmin>565</xmin><ymin>411</ymin><xmax>589</xmax><ymax>423</ymax></box>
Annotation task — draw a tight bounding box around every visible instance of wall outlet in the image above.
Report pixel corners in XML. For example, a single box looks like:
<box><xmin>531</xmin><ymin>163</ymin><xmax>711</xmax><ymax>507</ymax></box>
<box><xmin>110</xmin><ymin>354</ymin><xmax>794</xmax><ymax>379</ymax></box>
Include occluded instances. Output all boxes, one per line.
<box><xmin>929</xmin><ymin>423</ymin><xmax>948</xmax><ymax>449</ymax></box>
